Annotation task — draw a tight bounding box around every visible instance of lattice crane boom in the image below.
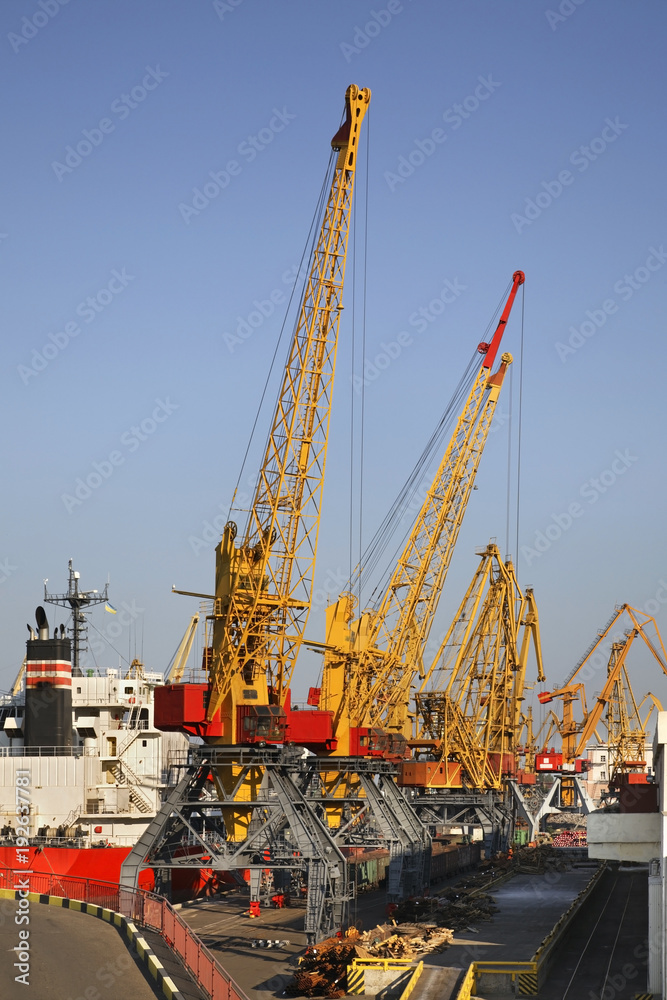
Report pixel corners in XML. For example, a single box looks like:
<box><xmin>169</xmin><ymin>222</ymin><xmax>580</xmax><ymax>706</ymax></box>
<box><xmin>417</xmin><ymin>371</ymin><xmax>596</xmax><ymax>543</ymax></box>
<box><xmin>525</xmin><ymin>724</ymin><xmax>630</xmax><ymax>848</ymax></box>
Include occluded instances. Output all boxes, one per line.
<box><xmin>538</xmin><ymin>604</ymin><xmax>667</xmax><ymax>763</ymax></box>
<box><xmin>322</xmin><ymin>271</ymin><xmax>524</xmax><ymax>753</ymax></box>
<box><xmin>205</xmin><ymin>85</ymin><xmax>370</xmax><ymax>736</ymax></box>
<box><xmin>160</xmin><ymin>87</ymin><xmax>370</xmax><ymax>746</ymax></box>
<box><xmin>409</xmin><ymin>544</ymin><xmax>544</xmax><ymax>789</ymax></box>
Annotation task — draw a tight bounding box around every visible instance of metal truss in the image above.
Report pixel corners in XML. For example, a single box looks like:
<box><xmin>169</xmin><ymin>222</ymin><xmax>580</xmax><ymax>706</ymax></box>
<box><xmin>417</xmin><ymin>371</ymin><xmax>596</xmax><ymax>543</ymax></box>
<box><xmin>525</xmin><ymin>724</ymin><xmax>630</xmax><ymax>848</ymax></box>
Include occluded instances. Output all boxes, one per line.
<box><xmin>120</xmin><ymin>747</ymin><xmax>351</xmax><ymax>942</ymax></box>
<box><xmin>120</xmin><ymin>747</ymin><xmax>431</xmax><ymax>940</ymax></box>
<box><xmin>408</xmin><ymin>787</ymin><xmax>514</xmax><ymax>854</ymax></box>
<box><xmin>303</xmin><ymin>757</ymin><xmax>431</xmax><ymax>900</ymax></box>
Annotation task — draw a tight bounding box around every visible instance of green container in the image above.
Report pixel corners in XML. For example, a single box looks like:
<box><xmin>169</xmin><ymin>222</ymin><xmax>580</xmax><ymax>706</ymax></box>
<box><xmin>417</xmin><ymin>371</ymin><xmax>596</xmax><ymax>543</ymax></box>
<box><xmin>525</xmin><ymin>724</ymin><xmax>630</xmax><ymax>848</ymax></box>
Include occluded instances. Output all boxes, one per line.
<box><xmin>513</xmin><ymin>829</ymin><xmax>528</xmax><ymax>845</ymax></box>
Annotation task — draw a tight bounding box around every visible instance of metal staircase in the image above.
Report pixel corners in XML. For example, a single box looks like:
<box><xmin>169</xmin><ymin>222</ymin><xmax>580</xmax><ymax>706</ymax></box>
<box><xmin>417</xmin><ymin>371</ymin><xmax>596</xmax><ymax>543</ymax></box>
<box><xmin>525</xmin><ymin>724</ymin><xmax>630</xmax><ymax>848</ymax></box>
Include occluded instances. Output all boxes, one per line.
<box><xmin>111</xmin><ymin>757</ymin><xmax>154</xmax><ymax>814</ymax></box>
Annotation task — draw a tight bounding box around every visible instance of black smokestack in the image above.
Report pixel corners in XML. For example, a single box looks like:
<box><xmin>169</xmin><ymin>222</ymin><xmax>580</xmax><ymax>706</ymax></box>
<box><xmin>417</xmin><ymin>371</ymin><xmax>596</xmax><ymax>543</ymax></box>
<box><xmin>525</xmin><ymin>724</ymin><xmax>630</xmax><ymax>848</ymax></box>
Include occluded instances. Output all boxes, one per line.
<box><xmin>24</xmin><ymin>607</ymin><xmax>72</xmax><ymax>750</ymax></box>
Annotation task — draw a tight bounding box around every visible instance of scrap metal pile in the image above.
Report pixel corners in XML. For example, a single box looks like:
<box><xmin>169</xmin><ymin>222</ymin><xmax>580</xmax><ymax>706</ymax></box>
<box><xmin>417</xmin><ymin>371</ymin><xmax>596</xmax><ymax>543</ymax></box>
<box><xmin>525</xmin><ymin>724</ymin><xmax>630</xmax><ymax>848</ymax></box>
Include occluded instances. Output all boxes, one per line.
<box><xmin>285</xmin><ymin>924</ymin><xmax>454</xmax><ymax>997</ymax></box>
<box><xmin>285</xmin><ymin>937</ymin><xmax>354</xmax><ymax>999</ymax></box>
<box><xmin>394</xmin><ymin>889</ymin><xmax>498</xmax><ymax>931</ymax></box>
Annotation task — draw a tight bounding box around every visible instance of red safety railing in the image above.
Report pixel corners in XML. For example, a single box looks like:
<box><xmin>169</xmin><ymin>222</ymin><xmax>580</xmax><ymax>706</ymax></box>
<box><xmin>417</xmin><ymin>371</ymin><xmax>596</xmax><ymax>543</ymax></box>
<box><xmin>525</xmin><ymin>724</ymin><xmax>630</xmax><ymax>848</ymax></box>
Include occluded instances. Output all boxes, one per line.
<box><xmin>0</xmin><ymin>867</ymin><xmax>250</xmax><ymax>1000</ymax></box>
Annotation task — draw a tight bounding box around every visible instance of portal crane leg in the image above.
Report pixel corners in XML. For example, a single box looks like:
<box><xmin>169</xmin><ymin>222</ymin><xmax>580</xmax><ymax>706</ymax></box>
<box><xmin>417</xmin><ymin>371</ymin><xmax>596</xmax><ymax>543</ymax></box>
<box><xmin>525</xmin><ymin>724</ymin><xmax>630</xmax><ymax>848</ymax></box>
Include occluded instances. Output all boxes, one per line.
<box><xmin>355</xmin><ymin>771</ymin><xmax>431</xmax><ymax>898</ymax></box>
<box><xmin>120</xmin><ymin>747</ymin><xmax>352</xmax><ymax>943</ymax></box>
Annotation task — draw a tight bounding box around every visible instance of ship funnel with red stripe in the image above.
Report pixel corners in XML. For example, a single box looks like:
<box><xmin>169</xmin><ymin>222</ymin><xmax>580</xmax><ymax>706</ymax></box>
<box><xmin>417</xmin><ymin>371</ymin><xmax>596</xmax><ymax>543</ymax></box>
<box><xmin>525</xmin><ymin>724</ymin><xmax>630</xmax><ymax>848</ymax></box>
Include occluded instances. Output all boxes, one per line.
<box><xmin>24</xmin><ymin>607</ymin><xmax>73</xmax><ymax>749</ymax></box>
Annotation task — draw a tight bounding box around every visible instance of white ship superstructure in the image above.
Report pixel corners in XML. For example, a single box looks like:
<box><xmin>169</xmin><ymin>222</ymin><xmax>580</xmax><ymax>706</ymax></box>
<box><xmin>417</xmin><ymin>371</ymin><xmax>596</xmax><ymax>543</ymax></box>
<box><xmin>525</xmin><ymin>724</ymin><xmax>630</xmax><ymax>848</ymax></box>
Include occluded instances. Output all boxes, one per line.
<box><xmin>0</xmin><ymin>665</ymin><xmax>188</xmax><ymax>846</ymax></box>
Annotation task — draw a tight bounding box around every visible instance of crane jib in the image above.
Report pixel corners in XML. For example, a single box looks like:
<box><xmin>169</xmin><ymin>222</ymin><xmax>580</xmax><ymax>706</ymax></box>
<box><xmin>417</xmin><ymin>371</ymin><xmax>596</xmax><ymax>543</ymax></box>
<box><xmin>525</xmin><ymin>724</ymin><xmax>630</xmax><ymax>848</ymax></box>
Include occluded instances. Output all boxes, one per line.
<box><xmin>482</xmin><ymin>270</ymin><xmax>524</xmax><ymax>371</ymax></box>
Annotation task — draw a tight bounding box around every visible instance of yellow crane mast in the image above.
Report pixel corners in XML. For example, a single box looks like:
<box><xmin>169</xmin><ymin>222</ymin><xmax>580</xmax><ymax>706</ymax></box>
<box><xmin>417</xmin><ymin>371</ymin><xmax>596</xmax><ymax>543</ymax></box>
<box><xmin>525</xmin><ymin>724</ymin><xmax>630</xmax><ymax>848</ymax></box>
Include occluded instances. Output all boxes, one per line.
<box><xmin>405</xmin><ymin>543</ymin><xmax>544</xmax><ymax>789</ymax></box>
<box><xmin>157</xmin><ymin>85</ymin><xmax>370</xmax><ymax>747</ymax></box>
<box><xmin>320</xmin><ymin>271</ymin><xmax>525</xmax><ymax>757</ymax></box>
<box><xmin>164</xmin><ymin>613</ymin><xmax>199</xmax><ymax>684</ymax></box>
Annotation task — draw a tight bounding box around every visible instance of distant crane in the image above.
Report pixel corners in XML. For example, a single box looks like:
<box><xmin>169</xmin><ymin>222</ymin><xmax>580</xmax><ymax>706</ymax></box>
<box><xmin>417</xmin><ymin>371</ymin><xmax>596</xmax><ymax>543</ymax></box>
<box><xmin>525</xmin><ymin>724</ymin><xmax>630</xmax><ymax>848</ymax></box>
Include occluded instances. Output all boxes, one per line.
<box><xmin>538</xmin><ymin>604</ymin><xmax>667</xmax><ymax>766</ymax></box>
<box><xmin>163</xmin><ymin>614</ymin><xmax>199</xmax><ymax>684</ymax></box>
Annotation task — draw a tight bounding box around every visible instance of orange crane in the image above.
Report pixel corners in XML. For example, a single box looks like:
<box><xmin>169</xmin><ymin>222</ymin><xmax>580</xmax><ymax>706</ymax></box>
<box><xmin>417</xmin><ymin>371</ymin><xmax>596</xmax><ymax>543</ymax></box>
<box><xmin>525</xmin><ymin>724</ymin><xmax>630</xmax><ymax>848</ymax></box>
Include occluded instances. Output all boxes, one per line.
<box><xmin>536</xmin><ymin>605</ymin><xmax>667</xmax><ymax>775</ymax></box>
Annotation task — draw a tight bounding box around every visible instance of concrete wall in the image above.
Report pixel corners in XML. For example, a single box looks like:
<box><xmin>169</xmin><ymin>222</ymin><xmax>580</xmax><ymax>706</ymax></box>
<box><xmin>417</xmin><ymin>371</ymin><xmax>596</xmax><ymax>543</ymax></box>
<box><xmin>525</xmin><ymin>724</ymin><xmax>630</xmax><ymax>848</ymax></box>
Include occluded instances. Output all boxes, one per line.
<box><xmin>588</xmin><ymin>811</ymin><xmax>660</xmax><ymax>862</ymax></box>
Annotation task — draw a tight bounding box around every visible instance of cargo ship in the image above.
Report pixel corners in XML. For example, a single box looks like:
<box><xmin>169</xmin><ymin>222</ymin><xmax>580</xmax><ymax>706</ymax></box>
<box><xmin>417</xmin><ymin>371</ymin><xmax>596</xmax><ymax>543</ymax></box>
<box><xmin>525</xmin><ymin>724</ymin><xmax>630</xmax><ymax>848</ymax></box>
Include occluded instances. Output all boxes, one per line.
<box><xmin>0</xmin><ymin>564</ymin><xmax>204</xmax><ymax>894</ymax></box>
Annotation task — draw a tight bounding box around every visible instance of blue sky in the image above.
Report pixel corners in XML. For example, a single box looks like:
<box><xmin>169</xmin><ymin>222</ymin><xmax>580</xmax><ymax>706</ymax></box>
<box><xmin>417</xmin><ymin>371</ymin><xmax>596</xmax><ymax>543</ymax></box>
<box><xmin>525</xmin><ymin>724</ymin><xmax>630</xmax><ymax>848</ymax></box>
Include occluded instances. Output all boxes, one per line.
<box><xmin>2</xmin><ymin>0</ymin><xmax>667</xmax><ymax>728</ymax></box>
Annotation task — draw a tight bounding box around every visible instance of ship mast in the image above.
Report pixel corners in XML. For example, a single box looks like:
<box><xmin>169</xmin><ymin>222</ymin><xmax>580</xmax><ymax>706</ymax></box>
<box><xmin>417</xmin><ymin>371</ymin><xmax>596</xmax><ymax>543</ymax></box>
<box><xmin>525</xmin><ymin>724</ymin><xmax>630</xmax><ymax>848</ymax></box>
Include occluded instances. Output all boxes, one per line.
<box><xmin>44</xmin><ymin>560</ymin><xmax>109</xmax><ymax>675</ymax></box>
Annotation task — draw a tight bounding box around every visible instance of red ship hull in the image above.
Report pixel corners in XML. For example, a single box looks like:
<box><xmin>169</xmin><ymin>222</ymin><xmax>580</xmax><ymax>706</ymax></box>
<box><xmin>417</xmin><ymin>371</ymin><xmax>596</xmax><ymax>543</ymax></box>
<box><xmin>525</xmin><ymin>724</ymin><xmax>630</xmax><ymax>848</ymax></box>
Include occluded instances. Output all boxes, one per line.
<box><xmin>0</xmin><ymin>846</ymin><xmax>236</xmax><ymax>901</ymax></box>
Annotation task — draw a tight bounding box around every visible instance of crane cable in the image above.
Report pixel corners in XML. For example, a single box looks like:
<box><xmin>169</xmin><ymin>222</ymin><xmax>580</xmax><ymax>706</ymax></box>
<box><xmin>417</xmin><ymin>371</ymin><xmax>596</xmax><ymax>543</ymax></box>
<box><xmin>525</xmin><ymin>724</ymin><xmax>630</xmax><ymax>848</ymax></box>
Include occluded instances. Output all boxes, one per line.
<box><xmin>504</xmin><ymin>277</ymin><xmax>526</xmax><ymax>564</ymax></box>
<box><xmin>361</xmin><ymin>352</ymin><xmax>480</xmax><ymax>605</ymax></box>
<box><xmin>348</xmin><ymin>111</ymin><xmax>371</xmax><ymax>614</ymax></box>
<box><xmin>344</xmin><ymin>276</ymin><xmax>516</xmax><ymax>608</ymax></box>
<box><xmin>229</xmin><ymin>149</ymin><xmax>338</xmax><ymax>520</ymax></box>
<box><xmin>349</xmin><ymin>112</ymin><xmax>371</xmax><ymax>591</ymax></box>
<box><xmin>515</xmin><ymin>279</ymin><xmax>526</xmax><ymax>564</ymax></box>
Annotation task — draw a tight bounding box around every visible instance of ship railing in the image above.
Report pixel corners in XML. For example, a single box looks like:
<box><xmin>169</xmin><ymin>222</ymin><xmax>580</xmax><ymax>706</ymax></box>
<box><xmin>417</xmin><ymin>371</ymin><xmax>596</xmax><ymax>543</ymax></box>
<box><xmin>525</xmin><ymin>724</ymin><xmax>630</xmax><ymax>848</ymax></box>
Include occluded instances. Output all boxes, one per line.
<box><xmin>0</xmin><ymin>867</ymin><xmax>251</xmax><ymax>1000</ymax></box>
<box><xmin>0</xmin><ymin>835</ymin><xmax>91</xmax><ymax>848</ymax></box>
<box><xmin>0</xmin><ymin>745</ymin><xmax>98</xmax><ymax>757</ymax></box>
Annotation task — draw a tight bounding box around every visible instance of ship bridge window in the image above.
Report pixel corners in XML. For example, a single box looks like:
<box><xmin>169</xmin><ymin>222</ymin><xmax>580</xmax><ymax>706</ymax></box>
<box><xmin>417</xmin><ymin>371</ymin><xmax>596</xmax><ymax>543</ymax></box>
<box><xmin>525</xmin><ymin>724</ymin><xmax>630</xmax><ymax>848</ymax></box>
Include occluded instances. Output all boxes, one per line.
<box><xmin>124</xmin><ymin>687</ymin><xmax>134</xmax><ymax>694</ymax></box>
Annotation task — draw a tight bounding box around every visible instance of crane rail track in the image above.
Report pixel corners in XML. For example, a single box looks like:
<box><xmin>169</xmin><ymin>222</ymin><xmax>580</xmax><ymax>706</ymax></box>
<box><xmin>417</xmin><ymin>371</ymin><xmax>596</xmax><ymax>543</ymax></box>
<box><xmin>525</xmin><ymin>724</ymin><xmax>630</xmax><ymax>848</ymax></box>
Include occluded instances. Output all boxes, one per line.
<box><xmin>543</xmin><ymin>866</ymin><xmax>648</xmax><ymax>1000</ymax></box>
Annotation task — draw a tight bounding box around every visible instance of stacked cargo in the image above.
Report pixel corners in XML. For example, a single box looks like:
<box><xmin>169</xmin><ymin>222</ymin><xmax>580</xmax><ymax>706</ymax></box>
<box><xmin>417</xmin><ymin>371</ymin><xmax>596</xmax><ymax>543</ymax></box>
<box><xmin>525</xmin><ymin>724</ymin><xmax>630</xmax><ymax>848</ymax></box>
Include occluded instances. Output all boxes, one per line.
<box><xmin>552</xmin><ymin>829</ymin><xmax>587</xmax><ymax>847</ymax></box>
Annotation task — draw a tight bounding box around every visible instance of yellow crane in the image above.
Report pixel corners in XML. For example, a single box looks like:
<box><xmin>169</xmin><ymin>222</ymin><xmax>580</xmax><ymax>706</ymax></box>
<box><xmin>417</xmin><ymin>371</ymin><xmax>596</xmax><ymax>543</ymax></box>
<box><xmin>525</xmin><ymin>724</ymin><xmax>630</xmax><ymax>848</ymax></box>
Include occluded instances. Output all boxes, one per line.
<box><xmin>538</xmin><ymin>604</ymin><xmax>667</xmax><ymax>766</ymax></box>
<box><xmin>164</xmin><ymin>613</ymin><xmax>199</xmax><ymax>684</ymax></box>
<box><xmin>11</xmin><ymin>658</ymin><xmax>26</xmax><ymax>697</ymax></box>
<box><xmin>319</xmin><ymin>272</ymin><xmax>525</xmax><ymax>757</ymax></box>
<box><xmin>157</xmin><ymin>85</ymin><xmax>371</xmax><ymax>749</ymax></box>
<box><xmin>604</xmin><ymin>639</ymin><xmax>651</xmax><ymax>778</ymax></box>
<box><xmin>405</xmin><ymin>543</ymin><xmax>544</xmax><ymax>789</ymax></box>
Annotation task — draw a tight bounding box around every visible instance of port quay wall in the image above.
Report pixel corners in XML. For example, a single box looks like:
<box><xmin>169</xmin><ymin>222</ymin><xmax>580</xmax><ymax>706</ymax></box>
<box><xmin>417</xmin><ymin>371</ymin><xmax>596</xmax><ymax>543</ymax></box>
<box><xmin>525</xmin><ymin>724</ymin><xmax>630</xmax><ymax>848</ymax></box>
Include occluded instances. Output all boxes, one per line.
<box><xmin>0</xmin><ymin>867</ymin><xmax>250</xmax><ymax>1000</ymax></box>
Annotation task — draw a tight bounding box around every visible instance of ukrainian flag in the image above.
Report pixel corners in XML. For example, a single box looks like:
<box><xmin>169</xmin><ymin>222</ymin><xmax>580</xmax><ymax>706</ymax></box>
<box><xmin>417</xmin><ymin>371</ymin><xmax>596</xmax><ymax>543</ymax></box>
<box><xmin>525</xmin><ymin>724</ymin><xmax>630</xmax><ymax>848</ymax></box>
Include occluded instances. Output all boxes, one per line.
<box><xmin>105</xmin><ymin>603</ymin><xmax>117</xmax><ymax>614</ymax></box>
